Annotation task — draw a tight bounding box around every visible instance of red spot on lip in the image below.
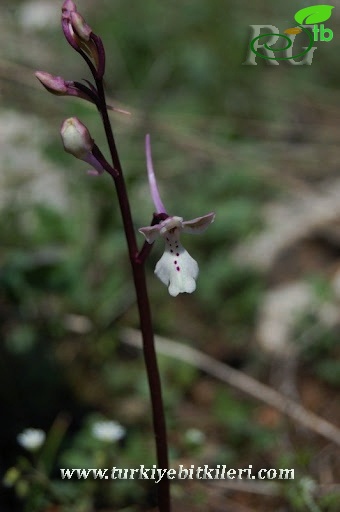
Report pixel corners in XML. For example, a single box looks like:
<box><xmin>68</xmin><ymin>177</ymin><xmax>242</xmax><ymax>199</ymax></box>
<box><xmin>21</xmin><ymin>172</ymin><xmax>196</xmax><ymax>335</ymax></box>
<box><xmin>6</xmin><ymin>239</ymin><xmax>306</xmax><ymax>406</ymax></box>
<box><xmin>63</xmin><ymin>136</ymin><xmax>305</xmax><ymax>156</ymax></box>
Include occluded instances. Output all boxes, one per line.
<box><xmin>176</xmin><ymin>253</ymin><xmax>179</xmax><ymax>256</ymax></box>
<box><xmin>174</xmin><ymin>260</ymin><xmax>177</xmax><ymax>264</ymax></box>
<box><xmin>176</xmin><ymin>266</ymin><xmax>180</xmax><ymax>271</ymax></box>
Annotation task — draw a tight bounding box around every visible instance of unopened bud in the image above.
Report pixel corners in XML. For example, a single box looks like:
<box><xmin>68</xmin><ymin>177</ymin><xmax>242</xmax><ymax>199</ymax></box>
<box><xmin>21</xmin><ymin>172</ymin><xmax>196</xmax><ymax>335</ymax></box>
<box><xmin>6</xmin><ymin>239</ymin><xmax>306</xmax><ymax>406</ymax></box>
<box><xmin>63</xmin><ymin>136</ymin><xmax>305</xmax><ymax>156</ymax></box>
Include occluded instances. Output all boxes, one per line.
<box><xmin>61</xmin><ymin>117</ymin><xmax>93</xmax><ymax>159</ymax></box>
<box><xmin>62</xmin><ymin>0</ymin><xmax>77</xmax><ymax>14</ymax></box>
<box><xmin>61</xmin><ymin>2</ymin><xmax>105</xmax><ymax>79</ymax></box>
<box><xmin>71</xmin><ymin>11</ymin><xmax>92</xmax><ymax>42</ymax></box>
<box><xmin>35</xmin><ymin>70</ymin><xmax>99</xmax><ymax>104</ymax></box>
<box><xmin>60</xmin><ymin>117</ymin><xmax>105</xmax><ymax>175</ymax></box>
<box><xmin>35</xmin><ymin>71</ymin><xmax>68</xmax><ymax>95</ymax></box>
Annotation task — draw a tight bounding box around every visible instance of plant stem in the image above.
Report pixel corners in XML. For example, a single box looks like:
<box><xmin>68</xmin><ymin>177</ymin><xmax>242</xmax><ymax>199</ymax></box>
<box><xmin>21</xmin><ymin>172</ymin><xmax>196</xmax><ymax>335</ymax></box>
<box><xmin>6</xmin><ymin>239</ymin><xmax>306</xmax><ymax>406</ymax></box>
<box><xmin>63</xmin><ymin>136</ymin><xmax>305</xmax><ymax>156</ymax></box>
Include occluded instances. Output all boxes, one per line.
<box><xmin>96</xmin><ymin>79</ymin><xmax>170</xmax><ymax>512</ymax></box>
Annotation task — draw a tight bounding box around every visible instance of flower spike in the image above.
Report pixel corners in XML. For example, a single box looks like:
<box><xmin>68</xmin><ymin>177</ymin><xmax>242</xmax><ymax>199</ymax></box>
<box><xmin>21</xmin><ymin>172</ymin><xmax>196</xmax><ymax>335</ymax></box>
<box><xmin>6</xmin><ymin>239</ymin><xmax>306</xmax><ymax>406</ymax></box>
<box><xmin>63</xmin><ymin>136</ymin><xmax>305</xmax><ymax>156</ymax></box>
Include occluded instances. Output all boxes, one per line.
<box><xmin>139</xmin><ymin>135</ymin><xmax>215</xmax><ymax>296</ymax></box>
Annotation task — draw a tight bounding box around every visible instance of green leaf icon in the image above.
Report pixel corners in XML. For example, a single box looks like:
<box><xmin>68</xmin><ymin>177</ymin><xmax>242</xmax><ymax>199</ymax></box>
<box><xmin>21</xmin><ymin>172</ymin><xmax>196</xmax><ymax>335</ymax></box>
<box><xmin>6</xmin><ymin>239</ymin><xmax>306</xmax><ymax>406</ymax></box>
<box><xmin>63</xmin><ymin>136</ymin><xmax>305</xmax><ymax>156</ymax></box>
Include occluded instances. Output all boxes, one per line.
<box><xmin>294</xmin><ymin>5</ymin><xmax>334</xmax><ymax>25</ymax></box>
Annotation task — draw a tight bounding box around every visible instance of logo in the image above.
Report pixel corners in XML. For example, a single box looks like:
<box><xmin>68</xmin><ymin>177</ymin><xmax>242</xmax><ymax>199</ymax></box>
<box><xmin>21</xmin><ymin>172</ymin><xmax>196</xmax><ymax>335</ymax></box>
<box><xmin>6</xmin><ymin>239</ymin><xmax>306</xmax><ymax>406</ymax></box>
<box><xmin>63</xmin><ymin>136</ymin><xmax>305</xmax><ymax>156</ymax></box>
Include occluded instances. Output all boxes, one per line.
<box><xmin>244</xmin><ymin>5</ymin><xmax>334</xmax><ymax>65</ymax></box>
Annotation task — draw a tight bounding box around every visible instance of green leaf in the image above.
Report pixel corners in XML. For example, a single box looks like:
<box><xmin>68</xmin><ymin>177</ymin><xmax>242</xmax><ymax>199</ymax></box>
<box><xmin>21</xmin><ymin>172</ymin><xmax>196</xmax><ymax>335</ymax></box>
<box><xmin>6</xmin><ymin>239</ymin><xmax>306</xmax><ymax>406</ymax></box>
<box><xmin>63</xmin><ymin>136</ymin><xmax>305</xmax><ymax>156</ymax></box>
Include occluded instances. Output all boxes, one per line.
<box><xmin>294</xmin><ymin>5</ymin><xmax>334</xmax><ymax>25</ymax></box>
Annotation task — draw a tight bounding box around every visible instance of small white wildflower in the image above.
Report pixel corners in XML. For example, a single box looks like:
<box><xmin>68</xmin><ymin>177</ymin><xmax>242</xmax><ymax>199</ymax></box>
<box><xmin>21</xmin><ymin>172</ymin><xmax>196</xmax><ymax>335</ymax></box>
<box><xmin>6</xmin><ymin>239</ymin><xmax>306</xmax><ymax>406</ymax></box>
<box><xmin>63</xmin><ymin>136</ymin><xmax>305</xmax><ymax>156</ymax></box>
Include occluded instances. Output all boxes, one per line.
<box><xmin>91</xmin><ymin>420</ymin><xmax>125</xmax><ymax>442</ymax></box>
<box><xmin>17</xmin><ymin>428</ymin><xmax>46</xmax><ymax>451</ymax></box>
<box><xmin>184</xmin><ymin>428</ymin><xmax>206</xmax><ymax>445</ymax></box>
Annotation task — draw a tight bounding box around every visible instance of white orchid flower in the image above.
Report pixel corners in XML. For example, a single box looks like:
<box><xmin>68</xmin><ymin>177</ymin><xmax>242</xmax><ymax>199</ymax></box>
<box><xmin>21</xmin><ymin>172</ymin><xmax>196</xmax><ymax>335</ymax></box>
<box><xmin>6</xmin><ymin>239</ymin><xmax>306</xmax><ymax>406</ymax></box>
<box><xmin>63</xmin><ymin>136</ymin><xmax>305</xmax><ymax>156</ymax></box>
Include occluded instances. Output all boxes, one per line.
<box><xmin>139</xmin><ymin>135</ymin><xmax>215</xmax><ymax>297</ymax></box>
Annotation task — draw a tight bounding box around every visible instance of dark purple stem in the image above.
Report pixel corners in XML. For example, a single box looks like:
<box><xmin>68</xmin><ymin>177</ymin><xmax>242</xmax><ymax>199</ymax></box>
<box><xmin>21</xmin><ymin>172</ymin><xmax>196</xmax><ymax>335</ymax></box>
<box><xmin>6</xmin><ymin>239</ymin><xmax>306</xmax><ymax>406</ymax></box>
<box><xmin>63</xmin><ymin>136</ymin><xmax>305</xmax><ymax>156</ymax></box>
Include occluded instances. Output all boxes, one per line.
<box><xmin>95</xmin><ymin>78</ymin><xmax>170</xmax><ymax>512</ymax></box>
<box><xmin>73</xmin><ymin>81</ymin><xmax>99</xmax><ymax>104</ymax></box>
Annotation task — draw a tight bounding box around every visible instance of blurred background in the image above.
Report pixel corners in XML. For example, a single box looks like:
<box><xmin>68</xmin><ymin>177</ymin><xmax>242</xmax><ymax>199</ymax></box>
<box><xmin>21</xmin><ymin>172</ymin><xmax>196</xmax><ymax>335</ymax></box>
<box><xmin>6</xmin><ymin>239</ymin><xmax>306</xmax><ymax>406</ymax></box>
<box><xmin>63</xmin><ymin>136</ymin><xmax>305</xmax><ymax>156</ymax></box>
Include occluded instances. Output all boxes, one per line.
<box><xmin>0</xmin><ymin>1</ymin><xmax>339</xmax><ymax>511</ymax></box>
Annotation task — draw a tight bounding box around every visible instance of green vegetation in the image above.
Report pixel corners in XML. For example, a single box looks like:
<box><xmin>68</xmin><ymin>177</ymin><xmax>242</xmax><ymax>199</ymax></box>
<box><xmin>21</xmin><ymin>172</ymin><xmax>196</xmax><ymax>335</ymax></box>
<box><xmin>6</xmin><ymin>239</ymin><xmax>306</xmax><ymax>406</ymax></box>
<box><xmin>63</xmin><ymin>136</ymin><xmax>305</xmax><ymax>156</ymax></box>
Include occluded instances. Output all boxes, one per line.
<box><xmin>1</xmin><ymin>1</ymin><xmax>339</xmax><ymax>510</ymax></box>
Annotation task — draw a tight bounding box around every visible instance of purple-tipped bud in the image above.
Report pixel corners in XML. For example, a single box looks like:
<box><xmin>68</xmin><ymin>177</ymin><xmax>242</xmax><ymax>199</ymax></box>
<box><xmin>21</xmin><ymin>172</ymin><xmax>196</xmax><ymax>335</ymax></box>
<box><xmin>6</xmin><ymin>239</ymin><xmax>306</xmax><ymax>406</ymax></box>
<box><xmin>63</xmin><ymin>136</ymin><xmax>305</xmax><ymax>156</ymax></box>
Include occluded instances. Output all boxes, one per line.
<box><xmin>62</xmin><ymin>1</ymin><xmax>81</xmax><ymax>51</ymax></box>
<box><xmin>70</xmin><ymin>11</ymin><xmax>92</xmax><ymax>42</ymax></box>
<box><xmin>60</xmin><ymin>117</ymin><xmax>105</xmax><ymax>176</ymax></box>
<box><xmin>62</xmin><ymin>0</ymin><xmax>77</xmax><ymax>14</ymax></box>
<box><xmin>35</xmin><ymin>71</ymin><xmax>68</xmax><ymax>95</ymax></box>
<box><xmin>35</xmin><ymin>71</ymin><xmax>97</xmax><ymax>104</ymax></box>
<box><xmin>61</xmin><ymin>1</ymin><xmax>105</xmax><ymax>79</ymax></box>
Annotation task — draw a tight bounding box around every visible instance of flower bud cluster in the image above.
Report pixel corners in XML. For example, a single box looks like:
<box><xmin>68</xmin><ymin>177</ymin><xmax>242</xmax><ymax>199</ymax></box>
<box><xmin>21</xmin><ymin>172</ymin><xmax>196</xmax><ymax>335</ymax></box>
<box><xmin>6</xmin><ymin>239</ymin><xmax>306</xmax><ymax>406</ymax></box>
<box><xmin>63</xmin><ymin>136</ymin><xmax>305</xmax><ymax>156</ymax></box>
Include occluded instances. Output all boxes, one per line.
<box><xmin>61</xmin><ymin>0</ymin><xmax>105</xmax><ymax>78</ymax></box>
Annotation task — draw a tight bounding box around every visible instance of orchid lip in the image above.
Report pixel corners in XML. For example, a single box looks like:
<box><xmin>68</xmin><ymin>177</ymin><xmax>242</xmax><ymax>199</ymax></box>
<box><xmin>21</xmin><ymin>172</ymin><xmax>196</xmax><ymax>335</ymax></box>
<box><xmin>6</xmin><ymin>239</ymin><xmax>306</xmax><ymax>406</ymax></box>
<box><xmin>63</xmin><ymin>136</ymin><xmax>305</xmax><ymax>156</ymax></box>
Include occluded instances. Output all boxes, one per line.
<box><xmin>139</xmin><ymin>213</ymin><xmax>214</xmax><ymax>295</ymax></box>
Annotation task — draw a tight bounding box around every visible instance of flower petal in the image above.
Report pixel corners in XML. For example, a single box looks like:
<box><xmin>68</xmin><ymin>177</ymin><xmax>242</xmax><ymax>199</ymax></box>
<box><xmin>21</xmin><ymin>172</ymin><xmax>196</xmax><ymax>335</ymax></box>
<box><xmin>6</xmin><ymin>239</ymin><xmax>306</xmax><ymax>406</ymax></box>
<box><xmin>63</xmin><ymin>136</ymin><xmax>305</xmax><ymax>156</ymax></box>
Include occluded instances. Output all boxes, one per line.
<box><xmin>155</xmin><ymin>232</ymin><xmax>199</xmax><ymax>296</ymax></box>
<box><xmin>182</xmin><ymin>212</ymin><xmax>215</xmax><ymax>234</ymax></box>
<box><xmin>86</xmin><ymin>168</ymin><xmax>103</xmax><ymax>176</ymax></box>
<box><xmin>145</xmin><ymin>134</ymin><xmax>167</xmax><ymax>214</ymax></box>
<box><xmin>139</xmin><ymin>224</ymin><xmax>162</xmax><ymax>244</ymax></box>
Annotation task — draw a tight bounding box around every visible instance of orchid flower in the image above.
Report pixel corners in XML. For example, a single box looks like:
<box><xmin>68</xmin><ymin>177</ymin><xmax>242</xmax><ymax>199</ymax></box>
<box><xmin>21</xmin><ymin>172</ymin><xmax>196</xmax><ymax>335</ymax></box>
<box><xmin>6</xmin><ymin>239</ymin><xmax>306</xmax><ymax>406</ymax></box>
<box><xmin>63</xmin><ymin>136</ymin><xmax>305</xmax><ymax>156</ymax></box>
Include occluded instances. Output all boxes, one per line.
<box><xmin>139</xmin><ymin>135</ymin><xmax>215</xmax><ymax>297</ymax></box>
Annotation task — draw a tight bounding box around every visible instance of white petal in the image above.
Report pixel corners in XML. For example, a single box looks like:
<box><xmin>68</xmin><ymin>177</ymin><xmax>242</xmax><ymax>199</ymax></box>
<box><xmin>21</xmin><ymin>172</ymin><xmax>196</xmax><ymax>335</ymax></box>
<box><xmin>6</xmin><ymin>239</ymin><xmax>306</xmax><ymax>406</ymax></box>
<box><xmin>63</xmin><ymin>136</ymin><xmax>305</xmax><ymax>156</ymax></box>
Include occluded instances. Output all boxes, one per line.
<box><xmin>139</xmin><ymin>224</ymin><xmax>162</xmax><ymax>244</ymax></box>
<box><xmin>155</xmin><ymin>233</ymin><xmax>199</xmax><ymax>296</ymax></box>
<box><xmin>182</xmin><ymin>212</ymin><xmax>215</xmax><ymax>234</ymax></box>
<box><xmin>139</xmin><ymin>216</ymin><xmax>183</xmax><ymax>244</ymax></box>
<box><xmin>159</xmin><ymin>216</ymin><xmax>183</xmax><ymax>235</ymax></box>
